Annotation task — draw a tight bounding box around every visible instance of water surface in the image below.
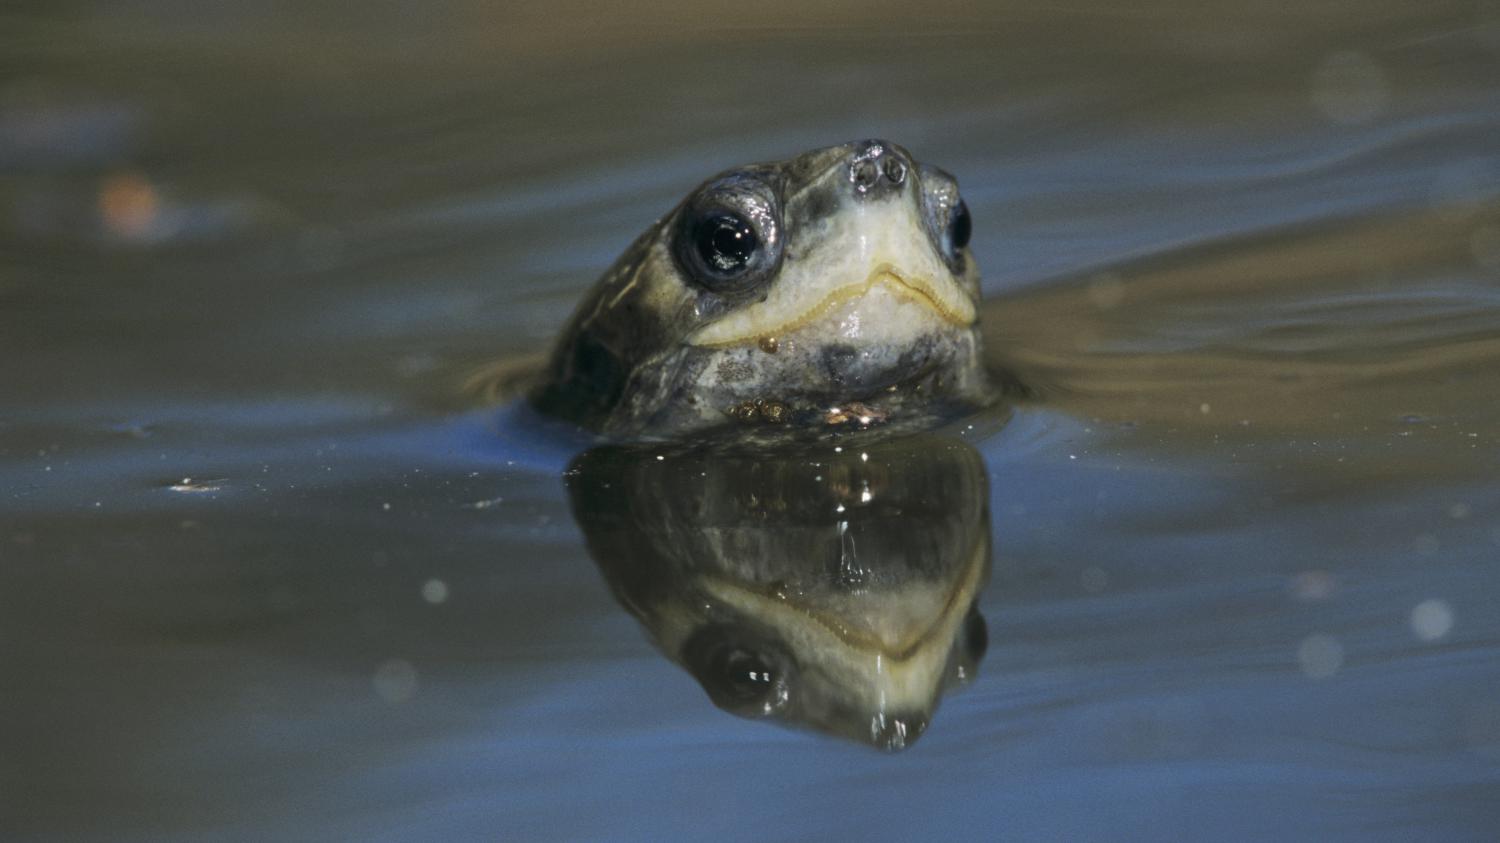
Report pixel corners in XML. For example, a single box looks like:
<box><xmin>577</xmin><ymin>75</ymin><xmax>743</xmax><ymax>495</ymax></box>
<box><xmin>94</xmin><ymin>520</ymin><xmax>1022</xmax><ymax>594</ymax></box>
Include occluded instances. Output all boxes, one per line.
<box><xmin>5</xmin><ymin>2</ymin><xmax>1500</xmax><ymax>840</ymax></box>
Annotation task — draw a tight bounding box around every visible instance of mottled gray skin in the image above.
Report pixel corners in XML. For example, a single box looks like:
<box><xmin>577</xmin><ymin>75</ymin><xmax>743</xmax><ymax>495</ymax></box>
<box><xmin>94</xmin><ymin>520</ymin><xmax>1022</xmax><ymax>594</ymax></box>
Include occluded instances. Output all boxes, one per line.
<box><xmin>535</xmin><ymin>140</ymin><xmax>991</xmax><ymax>438</ymax></box>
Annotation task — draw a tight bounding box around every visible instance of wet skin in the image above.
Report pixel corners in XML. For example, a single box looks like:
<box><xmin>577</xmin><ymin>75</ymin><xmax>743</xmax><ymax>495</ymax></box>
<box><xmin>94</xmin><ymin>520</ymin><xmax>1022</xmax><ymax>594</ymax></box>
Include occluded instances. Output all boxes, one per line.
<box><xmin>535</xmin><ymin>140</ymin><xmax>992</xmax><ymax>438</ymax></box>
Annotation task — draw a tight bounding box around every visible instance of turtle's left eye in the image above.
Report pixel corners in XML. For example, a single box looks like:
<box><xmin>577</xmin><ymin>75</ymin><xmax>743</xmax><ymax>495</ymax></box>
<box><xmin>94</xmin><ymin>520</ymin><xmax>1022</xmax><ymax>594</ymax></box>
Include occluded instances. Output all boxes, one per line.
<box><xmin>695</xmin><ymin>213</ymin><xmax>759</xmax><ymax>274</ymax></box>
<box><xmin>949</xmin><ymin>199</ymin><xmax>972</xmax><ymax>252</ymax></box>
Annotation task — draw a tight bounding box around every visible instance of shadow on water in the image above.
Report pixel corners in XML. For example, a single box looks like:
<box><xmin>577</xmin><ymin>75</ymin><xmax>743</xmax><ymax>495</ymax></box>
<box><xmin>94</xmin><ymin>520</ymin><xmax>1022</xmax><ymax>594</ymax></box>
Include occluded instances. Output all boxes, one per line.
<box><xmin>565</xmin><ymin>433</ymin><xmax>993</xmax><ymax>751</ymax></box>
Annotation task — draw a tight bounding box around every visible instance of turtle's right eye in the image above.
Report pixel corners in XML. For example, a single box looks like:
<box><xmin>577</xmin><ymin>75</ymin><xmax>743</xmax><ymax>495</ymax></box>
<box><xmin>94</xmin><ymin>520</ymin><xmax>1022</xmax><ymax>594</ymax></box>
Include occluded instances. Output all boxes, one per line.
<box><xmin>694</xmin><ymin>212</ymin><xmax>759</xmax><ymax>274</ymax></box>
<box><xmin>675</xmin><ymin>173</ymin><xmax>782</xmax><ymax>297</ymax></box>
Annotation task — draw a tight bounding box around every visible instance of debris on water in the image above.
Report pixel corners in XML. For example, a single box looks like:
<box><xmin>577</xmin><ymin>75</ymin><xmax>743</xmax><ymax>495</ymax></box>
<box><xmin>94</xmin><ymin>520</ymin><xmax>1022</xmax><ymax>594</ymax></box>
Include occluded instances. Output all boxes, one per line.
<box><xmin>463</xmin><ymin>496</ymin><xmax>505</xmax><ymax>510</ymax></box>
<box><xmin>167</xmin><ymin>477</ymin><xmax>224</xmax><ymax>493</ymax></box>
<box><xmin>98</xmin><ymin>171</ymin><xmax>159</xmax><ymax>240</ymax></box>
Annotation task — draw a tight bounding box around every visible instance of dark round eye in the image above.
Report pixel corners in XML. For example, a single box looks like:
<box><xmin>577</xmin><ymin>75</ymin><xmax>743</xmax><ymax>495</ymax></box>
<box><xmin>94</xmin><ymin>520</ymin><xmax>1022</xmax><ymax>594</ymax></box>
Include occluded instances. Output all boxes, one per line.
<box><xmin>695</xmin><ymin>213</ymin><xmax>759</xmax><ymax>274</ymax></box>
<box><xmin>673</xmin><ymin>174</ymin><xmax>782</xmax><ymax>299</ymax></box>
<box><xmin>681</xmin><ymin>624</ymin><xmax>790</xmax><ymax>715</ymax></box>
<box><xmin>949</xmin><ymin>199</ymin><xmax>972</xmax><ymax>252</ymax></box>
<box><xmin>716</xmin><ymin>647</ymin><xmax>776</xmax><ymax>702</ymax></box>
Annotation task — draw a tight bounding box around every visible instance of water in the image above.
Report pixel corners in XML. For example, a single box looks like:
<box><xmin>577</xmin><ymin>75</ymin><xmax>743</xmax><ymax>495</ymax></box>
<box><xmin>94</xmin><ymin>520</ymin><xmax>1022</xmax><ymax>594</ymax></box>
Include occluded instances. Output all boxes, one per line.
<box><xmin>5</xmin><ymin>2</ymin><xmax>1500</xmax><ymax>839</ymax></box>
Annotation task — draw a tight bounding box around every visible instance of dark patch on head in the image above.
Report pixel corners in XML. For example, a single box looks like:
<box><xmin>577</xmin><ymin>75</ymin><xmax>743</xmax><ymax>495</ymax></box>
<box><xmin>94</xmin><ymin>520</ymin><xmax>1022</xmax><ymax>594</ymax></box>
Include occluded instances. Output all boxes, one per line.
<box><xmin>535</xmin><ymin>332</ymin><xmax>627</xmax><ymax>423</ymax></box>
<box><xmin>792</xmin><ymin>187</ymin><xmax>839</xmax><ymax>233</ymax></box>
<box><xmin>820</xmin><ymin>344</ymin><xmax>859</xmax><ymax>386</ymax></box>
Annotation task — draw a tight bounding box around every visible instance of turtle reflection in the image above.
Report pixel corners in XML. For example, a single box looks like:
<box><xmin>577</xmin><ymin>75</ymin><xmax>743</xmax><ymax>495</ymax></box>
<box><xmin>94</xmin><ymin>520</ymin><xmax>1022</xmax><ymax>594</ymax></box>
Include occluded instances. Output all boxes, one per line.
<box><xmin>565</xmin><ymin>435</ymin><xmax>991</xmax><ymax>751</ymax></box>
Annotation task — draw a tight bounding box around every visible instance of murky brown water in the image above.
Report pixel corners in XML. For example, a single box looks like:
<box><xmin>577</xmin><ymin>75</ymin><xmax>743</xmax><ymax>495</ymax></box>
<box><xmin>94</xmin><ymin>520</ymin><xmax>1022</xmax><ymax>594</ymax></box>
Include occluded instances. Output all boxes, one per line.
<box><xmin>5</xmin><ymin>2</ymin><xmax>1500</xmax><ymax>840</ymax></box>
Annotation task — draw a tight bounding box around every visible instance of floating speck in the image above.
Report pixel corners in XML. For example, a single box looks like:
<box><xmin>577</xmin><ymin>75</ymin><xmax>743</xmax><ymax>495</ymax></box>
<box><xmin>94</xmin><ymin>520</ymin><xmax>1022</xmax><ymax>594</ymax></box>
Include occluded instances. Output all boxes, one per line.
<box><xmin>373</xmin><ymin>659</ymin><xmax>418</xmax><ymax>704</ymax></box>
<box><xmin>99</xmin><ymin>171</ymin><xmax>160</xmax><ymax>240</ymax></box>
<box><xmin>1412</xmin><ymin>533</ymin><xmax>1440</xmax><ymax>556</ymax></box>
<box><xmin>168</xmin><ymin>477</ymin><xmax>224</xmax><ymax>494</ymax></box>
<box><xmin>463</xmin><ymin>496</ymin><xmax>505</xmax><ymax>510</ymax></box>
<box><xmin>1410</xmin><ymin>599</ymin><xmax>1454</xmax><ymax>642</ymax></box>
<box><xmin>1199</xmin><ymin>403</ymin><xmax>1211</xmax><ymax>415</ymax></box>
<box><xmin>421</xmin><ymin>578</ymin><xmax>449</xmax><ymax>605</ymax></box>
<box><xmin>381</xmin><ymin>502</ymin><xmax>392</xmax><ymax>512</ymax></box>
<box><xmin>1298</xmin><ymin>634</ymin><xmax>1344</xmax><ymax>679</ymax></box>
<box><xmin>1449</xmin><ymin>503</ymin><xmax>1472</xmax><ymax>520</ymax></box>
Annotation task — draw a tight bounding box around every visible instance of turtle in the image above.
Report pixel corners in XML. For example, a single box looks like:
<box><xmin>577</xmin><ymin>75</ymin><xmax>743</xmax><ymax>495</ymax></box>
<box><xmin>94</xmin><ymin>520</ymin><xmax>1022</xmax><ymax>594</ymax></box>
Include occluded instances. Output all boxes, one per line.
<box><xmin>533</xmin><ymin>139</ymin><xmax>993</xmax><ymax>438</ymax></box>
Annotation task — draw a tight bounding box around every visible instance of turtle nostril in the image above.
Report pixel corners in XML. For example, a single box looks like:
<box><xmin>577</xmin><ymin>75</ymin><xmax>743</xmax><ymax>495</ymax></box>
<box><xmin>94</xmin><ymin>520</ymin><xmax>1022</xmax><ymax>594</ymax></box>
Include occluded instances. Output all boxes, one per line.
<box><xmin>848</xmin><ymin>140</ymin><xmax>909</xmax><ymax>197</ymax></box>
<box><xmin>882</xmin><ymin>156</ymin><xmax>906</xmax><ymax>185</ymax></box>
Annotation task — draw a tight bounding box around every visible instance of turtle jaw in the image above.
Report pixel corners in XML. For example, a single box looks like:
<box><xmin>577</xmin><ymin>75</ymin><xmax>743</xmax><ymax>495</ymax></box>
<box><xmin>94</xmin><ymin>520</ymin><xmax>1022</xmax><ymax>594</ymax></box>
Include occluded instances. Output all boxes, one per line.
<box><xmin>683</xmin><ymin>195</ymin><xmax>979</xmax><ymax>350</ymax></box>
<box><xmin>685</xmin><ymin>263</ymin><xmax>975</xmax><ymax>350</ymax></box>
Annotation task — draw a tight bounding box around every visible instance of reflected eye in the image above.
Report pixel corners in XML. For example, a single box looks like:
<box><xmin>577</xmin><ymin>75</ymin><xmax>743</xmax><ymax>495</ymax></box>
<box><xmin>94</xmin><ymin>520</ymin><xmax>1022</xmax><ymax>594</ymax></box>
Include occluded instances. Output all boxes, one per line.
<box><xmin>716</xmin><ymin>647</ymin><xmax>776</xmax><ymax>702</ymax></box>
<box><xmin>695</xmin><ymin>213</ymin><xmax>759</xmax><ymax>274</ymax></box>
<box><xmin>681</xmin><ymin>624</ymin><xmax>791</xmax><ymax>715</ymax></box>
<box><xmin>949</xmin><ymin>199</ymin><xmax>972</xmax><ymax>252</ymax></box>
